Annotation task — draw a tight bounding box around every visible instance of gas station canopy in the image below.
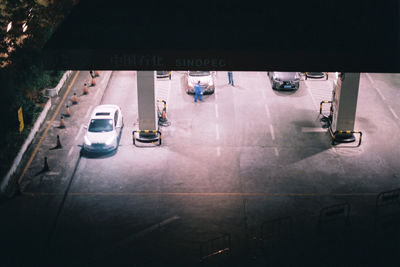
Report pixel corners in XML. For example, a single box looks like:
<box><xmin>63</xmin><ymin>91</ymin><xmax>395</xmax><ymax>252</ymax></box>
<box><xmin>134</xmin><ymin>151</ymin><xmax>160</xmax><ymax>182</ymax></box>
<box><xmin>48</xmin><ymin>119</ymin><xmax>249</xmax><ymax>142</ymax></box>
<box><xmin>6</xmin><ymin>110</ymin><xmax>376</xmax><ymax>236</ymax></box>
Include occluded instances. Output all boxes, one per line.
<box><xmin>43</xmin><ymin>0</ymin><xmax>400</xmax><ymax>72</ymax></box>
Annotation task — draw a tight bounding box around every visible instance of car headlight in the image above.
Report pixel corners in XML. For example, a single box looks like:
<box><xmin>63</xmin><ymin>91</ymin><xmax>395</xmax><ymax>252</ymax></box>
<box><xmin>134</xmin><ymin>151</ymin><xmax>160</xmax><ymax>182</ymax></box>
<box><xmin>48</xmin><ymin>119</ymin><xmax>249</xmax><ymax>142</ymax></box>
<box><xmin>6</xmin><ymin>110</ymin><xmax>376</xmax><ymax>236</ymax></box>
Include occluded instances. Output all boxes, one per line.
<box><xmin>105</xmin><ymin>136</ymin><xmax>115</xmax><ymax>145</ymax></box>
<box><xmin>188</xmin><ymin>81</ymin><xmax>194</xmax><ymax>87</ymax></box>
<box><xmin>84</xmin><ymin>136</ymin><xmax>91</xmax><ymax>146</ymax></box>
<box><xmin>208</xmin><ymin>80</ymin><xmax>213</xmax><ymax>86</ymax></box>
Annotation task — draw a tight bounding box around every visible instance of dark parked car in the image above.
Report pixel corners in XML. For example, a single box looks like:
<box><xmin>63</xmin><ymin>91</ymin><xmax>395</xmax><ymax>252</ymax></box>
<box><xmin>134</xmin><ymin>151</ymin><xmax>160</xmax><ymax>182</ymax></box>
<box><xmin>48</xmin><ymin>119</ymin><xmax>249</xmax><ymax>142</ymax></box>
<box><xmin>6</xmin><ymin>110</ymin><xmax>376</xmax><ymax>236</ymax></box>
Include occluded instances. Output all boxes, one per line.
<box><xmin>305</xmin><ymin>72</ymin><xmax>328</xmax><ymax>80</ymax></box>
<box><xmin>268</xmin><ymin>72</ymin><xmax>300</xmax><ymax>90</ymax></box>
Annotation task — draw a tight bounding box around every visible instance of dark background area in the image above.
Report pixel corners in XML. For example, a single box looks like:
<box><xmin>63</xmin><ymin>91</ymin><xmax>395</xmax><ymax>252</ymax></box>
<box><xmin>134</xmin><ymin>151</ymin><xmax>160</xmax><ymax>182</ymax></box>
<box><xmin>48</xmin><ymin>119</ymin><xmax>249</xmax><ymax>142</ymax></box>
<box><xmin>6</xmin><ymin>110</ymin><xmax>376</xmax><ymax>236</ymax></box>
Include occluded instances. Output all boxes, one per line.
<box><xmin>1</xmin><ymin>1</ymin><xmax>400</xmax><ymax>266</ymax></box>
<box><xmin>43</xmin><ymin>0</ymin><xmax>400</xmax><ymax>71</ymax></box>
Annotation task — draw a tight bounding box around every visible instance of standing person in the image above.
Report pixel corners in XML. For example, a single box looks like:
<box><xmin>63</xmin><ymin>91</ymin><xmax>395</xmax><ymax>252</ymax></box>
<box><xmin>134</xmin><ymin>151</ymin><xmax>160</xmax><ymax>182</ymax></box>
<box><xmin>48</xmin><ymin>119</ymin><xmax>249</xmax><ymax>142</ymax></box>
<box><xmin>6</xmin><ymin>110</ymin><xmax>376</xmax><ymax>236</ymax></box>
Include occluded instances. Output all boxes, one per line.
<box><xmin>194</xmin><ymin>81</ymin><xmax>203</xmax><ymax>102</ymax></box>
<box><xmin>228</xmin><ymin>71</ymin><xmax>234</xmax><ymax>86</ymax></box>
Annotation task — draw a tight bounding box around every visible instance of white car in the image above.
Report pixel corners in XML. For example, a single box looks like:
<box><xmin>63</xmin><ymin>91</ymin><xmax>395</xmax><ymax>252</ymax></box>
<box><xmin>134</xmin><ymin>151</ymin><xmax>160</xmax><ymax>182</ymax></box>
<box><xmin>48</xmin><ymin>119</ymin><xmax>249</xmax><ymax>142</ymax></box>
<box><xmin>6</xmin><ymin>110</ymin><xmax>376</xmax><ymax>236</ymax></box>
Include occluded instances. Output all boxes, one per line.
<box><xmin>83</xmin><ymin>105</ymin><xmax>124</xmax><ymax>153</ymax></box>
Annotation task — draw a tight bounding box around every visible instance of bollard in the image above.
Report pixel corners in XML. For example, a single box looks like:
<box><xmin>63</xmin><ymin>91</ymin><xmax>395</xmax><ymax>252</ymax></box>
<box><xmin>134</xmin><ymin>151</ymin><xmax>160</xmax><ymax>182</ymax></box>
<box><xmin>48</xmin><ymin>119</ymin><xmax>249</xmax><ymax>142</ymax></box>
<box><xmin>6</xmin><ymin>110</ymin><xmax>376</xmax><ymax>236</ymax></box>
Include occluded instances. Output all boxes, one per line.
<box><xmin>43</xmin><ymin>157</ymin><xmax>50</xmax><ymax>172</ymax></box>
<box><xmin>50</xmin><ymin>135</ymin><xmax>62</xmax><ymax>150</ymax></box>
<box><xmin>91</xmin><ymin>77</ymin><xmax>96</xmax><ymax>87</ymax></box>
<box><xmin>65</xmin><ymin>105</ymin><xmax>71</xmax><ymax>117</ymax></box>
<box><xmin>160</xmin><ymin>109</ymin><xmax>167</xmax><ymax>122</ymax></box>
<box><xmin>95</xmin><ymin>70</ymin><xmax>100</xmax><ymax>77</ymax></box>
<box><xmin>83</xmin><ymin>83</ymin><xmax>89</xmax><ymax>95</ymax></box>
<box><xmin>59</xmin><ymin>116</ymin><xmax>66</xmax><ymax>129</ymax></box>
<box><xmin>72</xmin><ymin>93</ymin><xmax>78</xmax><ymax>105</ymax></box>
<box><xmin>55</xmin><ymin>134</ymin><xmax>62</xmax><ymax>149</ymax></box>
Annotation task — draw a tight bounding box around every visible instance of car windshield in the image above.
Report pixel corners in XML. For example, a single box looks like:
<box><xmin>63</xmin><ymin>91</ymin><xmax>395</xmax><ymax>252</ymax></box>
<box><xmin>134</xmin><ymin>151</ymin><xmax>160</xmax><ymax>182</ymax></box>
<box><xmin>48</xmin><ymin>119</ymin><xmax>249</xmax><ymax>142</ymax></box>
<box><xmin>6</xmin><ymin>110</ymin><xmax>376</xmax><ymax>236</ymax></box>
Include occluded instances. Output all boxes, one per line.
<box><xmin>88</xmin><ymin>119</ymin><xmax>113</xmax><ymax>132</ymax></box>
<box><xmin>189</xmin><ymin>71</ymin><xmax>210</xmax><ymax>76</ymax></box>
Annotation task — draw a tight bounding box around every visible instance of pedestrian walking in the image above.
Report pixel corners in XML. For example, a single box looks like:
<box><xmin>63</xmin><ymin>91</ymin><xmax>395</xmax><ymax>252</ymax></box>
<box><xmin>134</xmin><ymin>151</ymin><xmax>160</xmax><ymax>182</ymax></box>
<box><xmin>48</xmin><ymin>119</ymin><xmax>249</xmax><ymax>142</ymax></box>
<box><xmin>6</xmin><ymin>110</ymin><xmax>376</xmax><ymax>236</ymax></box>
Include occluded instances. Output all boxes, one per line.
<box><xmin>194</xmin><ymin>81</ymin><xmax>204</xmax><ymax>102</ymax></box>
<box><xmin>228</xmin><ymin>71</ymin><xmax>234</xmax><ymax>86</ymax></box>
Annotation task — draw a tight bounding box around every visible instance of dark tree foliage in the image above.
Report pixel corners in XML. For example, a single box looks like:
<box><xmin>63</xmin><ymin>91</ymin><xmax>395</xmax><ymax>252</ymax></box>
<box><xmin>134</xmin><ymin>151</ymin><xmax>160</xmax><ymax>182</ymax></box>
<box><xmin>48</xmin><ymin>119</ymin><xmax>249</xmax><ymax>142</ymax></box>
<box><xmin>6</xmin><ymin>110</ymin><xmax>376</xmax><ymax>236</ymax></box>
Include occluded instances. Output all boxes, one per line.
<box><xmin>0</xmin><ymin>0</ymin><xmax>77</xmax><ymax>178</ymax></box>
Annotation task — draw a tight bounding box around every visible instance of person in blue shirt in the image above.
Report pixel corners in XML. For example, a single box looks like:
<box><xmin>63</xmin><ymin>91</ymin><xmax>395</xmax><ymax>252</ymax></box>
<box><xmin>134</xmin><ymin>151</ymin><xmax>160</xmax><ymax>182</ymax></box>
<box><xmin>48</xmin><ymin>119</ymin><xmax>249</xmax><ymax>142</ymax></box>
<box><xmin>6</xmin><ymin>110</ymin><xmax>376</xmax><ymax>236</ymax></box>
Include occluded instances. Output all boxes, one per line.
<box><xmin>228</xmin><ymin>71</ymin><xmax>234</xmax><ymax>86</ymax></box>
<box><xmin>194</xmin><ymin>81</ymin><xmax>204</xmax><ymax>102</ymax></box>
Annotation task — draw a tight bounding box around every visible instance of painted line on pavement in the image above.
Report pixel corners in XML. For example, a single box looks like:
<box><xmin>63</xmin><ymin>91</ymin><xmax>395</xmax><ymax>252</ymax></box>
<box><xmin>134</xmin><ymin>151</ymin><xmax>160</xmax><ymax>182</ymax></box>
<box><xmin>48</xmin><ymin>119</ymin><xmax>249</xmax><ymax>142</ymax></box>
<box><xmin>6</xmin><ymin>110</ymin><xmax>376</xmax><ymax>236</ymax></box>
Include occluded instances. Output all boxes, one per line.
<box><xmin>94</xmin><ymin>86</ymin><xmax>101</xmax><ymax>98</ymax></box>
<box><xmin>75</xmin><ymin>125</ymin><xmax>84</xmax><ymax>141</ymax></box>
<box><xmin>274</xmin><ymin>147</ymin><xmax>279</xmax><ymax>157</ymax></box>
<box><xmin>216</xmin><ymin>146</ymin><xmax>221</xmax><ymax>156</ymax></box>
<box><xmin>22</xmin><ymin>192</ymin><xmax>379</xmax><ymax>197</ymax></box>
<box><xmin>68</xmin><ymin>147</ymin><xmax>74</xmax><ymax>157</ymax></box>
<box><xmin>261</xmin><ymin>87</ymin><xmax>267</xmax><ymax>100</ymax></box>
<box><xmin>114</xmin><ymin>216</ymin><xmax>180</xmax><ymax>248</ymax></box>
<box><xmin>388</xmin><ymin>106</ymin><xmax>399</xmax><ymax>120</ymax></box>
<box><xmin>269</xmin><ymin>124</ymin><xmax>275</xmax><ymax>140</ymax></box>
<box><xmin>366</xmin><ymin>73</ymin><xmax>375</xmax><ymax>84</ymax></box>
<box><xmin>44</xmin><ymin>172</ymin><xmax>60</xmax><ymax>176</ymax></box>
<box><xmin>18</xmin><ymin>71</ymin><xmax>80</xmax><ymax>184</ymax></box>
<box><xmin>374</xmin><ymin>87</ymin><xmax>386</xmax><ymax>101</ymax></box>
<box><xmin>215</xmin><ymin>104</ymin><xmax>219</xmax><ymax>119</ymax></box>
<box><xmin>85</xmin><ymin>105</ymin><xmax>93</xmax><ymax>119</ymax></box>
<box><xmin>216</xmin><ymin>124</ymin><xmax>220</xmax><ymax>140</ymax></box>
<box><xmin>305</xmin><ymin>82</ymin><xmax>319</xmax><ymax>111</ymax></box>
<box><xmin>265</xmin><ymin>104</ymin><xmax>270</xmax><ymax>119</ymax></box>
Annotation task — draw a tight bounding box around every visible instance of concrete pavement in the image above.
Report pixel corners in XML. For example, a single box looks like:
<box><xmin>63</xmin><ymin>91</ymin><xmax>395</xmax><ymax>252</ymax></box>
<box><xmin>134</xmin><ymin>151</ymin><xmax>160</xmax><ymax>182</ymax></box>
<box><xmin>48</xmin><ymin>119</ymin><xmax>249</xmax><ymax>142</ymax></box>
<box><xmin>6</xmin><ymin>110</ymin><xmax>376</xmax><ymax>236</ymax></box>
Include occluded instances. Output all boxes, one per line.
<box><xmin>1</xmin><ymin>71</ymin><xmax>400</xmax><ymax>266</ymax></box>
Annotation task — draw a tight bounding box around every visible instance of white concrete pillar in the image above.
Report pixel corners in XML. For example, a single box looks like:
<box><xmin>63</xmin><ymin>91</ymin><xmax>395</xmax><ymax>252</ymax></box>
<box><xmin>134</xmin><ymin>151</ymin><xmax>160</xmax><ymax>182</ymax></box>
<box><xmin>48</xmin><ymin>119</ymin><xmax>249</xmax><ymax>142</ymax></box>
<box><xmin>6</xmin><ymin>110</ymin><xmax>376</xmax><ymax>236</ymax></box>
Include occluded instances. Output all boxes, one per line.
<box><xmin>137</xmin><ymin>71</ymin><xmax>157</xmax><ymax>137</ymax></box>
<box><xmin>331</xmin><ymin>72</ymin><xmax>360</xmax><ymax>142</ymax></box>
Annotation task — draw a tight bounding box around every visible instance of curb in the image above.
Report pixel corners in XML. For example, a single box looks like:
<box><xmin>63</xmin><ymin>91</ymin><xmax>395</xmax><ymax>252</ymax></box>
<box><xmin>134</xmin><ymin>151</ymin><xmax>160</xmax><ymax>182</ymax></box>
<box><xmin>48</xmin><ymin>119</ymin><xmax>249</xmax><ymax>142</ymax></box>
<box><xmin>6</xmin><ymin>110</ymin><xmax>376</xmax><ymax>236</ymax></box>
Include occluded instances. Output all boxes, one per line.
<box><xmin>0</xmin><ymin>71</ymin><xmax>113</xmax><ymax>196</ymax></box>
<box><xmin>0</xmin><ymin>99</ymin><xmax>52</xmax><ymax>193</ymax></box>
<box><xmin>45</xmin><ymin>71</ymin><xmax>72</xmax><ymax>97</ymax></box>
<box><xmin>1</xmin><ymin>70</ymin><xmax>74</xmax><ymax>194</ymax></box>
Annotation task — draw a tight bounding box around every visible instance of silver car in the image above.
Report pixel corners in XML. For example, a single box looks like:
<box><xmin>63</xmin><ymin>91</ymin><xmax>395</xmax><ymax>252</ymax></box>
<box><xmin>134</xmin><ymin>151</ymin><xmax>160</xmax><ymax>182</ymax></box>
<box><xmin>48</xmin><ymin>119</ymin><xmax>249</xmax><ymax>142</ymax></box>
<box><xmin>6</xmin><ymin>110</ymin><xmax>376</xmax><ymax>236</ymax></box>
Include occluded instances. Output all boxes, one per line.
<box><xmin>268</xmin><ymin>72</ymin><xmax>300</xmax><ymax>90</ymax></box>
<box><xmin>185</xmin><ymin>71</ymin><xmax>215</xmax><ymax>94</ymax></box>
